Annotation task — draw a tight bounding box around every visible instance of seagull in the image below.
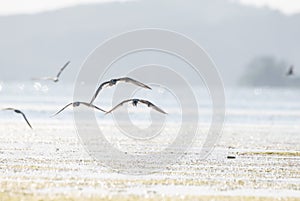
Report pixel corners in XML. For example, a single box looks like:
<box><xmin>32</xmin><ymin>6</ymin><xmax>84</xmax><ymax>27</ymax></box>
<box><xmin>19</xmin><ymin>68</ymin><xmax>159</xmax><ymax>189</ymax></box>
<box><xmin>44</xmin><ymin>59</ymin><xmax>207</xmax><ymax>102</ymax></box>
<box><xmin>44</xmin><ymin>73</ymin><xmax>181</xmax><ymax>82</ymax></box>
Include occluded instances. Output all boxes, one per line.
<box><xmin>90</xmin><ymin>77</ymin><xmax>152</xmax><ymax>104</ymax></box>
<box><xmin>2</xmin><ymin>108</ymin><xmax>32</xmax><ymax>129</ymax></box>
<box><xmin>286</xmin><ymin>65</ymin><xmax>294</xmax><ymax>76</ymax></box>
<box><xmin>52</xmin><ymin>102</ymin><xmax>106</xmax><ymax>117</ymax></box>
<box><xmin>32</xmin><ymin>61</ymin><xmax>71</xmax><ymax>82</ymax></box>
<box><xmin>106</xmin><ymin>99</ymin><xmax>167</xmax><ymax>114</ymax></box>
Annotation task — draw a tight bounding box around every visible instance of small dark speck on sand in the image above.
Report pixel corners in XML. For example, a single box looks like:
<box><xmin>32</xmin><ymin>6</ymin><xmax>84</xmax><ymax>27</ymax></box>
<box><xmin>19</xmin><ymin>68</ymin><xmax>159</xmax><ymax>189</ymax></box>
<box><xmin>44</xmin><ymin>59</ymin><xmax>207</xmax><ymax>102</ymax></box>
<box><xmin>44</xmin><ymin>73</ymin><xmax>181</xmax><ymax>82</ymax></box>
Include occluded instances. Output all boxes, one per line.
<box><xmin>227</xmin><ymin>156</ymin><xmax>236</xmax><ymax>159</ymax></box>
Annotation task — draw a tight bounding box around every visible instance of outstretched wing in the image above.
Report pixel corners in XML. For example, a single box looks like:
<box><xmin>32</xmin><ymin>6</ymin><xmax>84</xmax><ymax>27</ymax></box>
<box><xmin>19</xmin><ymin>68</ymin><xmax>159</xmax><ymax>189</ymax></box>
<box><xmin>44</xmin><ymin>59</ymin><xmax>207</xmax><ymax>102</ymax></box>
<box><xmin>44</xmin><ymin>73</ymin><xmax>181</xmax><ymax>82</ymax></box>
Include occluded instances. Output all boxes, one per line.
<box><xmin>2</xmin><ymin>108</ymin><xmax>15</xmax><ymax>111</ymax></box>
<box><xmin>117</xmin><ymin>77</ymin><xmax>152</xmax><ymax>90</ymax></box>
<box><xmin>81</xmin><ymin>102</ymin><xmax>107</xmax><ymax>113</ymax></box>
<box><xmin>106</xmin><ymin>99</ymin><xmax>133</xmax><ymax>114</ymax></box>
<box><xmin>56</xmin><ymin>61</ymin><xmax>71</xmax><ymax>78</ymax></box>
<box><xmin>2</xmin><ymin>108</ymin><xmax>33</xmax><ymax>129</ymax></box>
<box><xmin>31</xmin><ymin>77</ymin><xmax>56</xmax><ymax>81</ymax></box>
<box><xmin>89</xmin><ymin>81</ymin><xmax>110</xmax><ymax>104</ymax></box>
<box><xmin>51</xmin><ymin>103</ymin><xmax>73</xmax><ymax>117</ymax></box>
<box><xmin>19</xmin><ymin>111</ymin><xmax>33</xmax><ymax>129</ymax></box>
<box><xmin>139</xmin><ymin>99</ymin><xmax>167</xmax><ymax>114</ymax></box>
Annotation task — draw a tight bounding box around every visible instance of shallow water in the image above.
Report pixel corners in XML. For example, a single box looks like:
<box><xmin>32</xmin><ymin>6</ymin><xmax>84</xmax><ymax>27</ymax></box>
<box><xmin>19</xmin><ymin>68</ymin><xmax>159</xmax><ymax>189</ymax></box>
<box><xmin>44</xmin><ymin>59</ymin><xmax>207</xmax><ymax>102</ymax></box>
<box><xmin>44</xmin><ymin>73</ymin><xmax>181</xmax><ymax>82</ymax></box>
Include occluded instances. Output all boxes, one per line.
<box><xmin>0</xmin><ymin>82</ymin><xmax>300</xmax><ymax>200</ymax></box>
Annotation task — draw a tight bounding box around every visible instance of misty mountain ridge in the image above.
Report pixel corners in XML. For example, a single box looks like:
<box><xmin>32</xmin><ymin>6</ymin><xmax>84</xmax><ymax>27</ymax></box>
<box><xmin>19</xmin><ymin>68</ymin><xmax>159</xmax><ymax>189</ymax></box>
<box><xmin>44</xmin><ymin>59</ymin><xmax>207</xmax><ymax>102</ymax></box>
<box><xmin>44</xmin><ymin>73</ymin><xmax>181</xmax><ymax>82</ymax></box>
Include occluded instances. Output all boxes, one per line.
<box><xmin>0</xmin><ymin>0</ymin><xmax>299</xmax><ymax>87</ymax></box>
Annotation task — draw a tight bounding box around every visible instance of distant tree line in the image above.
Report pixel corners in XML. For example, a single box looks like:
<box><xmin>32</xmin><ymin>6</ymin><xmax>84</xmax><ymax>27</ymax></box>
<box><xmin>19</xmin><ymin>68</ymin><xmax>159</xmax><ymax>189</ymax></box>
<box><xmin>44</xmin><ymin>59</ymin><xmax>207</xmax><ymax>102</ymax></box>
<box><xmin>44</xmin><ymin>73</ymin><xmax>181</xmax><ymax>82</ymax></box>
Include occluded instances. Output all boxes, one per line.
<box><xmin>239</xmin><ymin>56</ymin><xmax>300</xmax><ymax>87</ymax></box>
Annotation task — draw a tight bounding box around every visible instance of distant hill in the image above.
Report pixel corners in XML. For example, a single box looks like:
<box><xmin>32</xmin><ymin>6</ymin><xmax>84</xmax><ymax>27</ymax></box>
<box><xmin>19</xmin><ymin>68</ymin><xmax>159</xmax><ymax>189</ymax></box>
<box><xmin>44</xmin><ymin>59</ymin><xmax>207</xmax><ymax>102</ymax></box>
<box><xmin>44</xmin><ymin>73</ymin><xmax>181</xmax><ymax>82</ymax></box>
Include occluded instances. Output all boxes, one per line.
<box><xmin>240</xmin><ymin>56</ymin><xmax>300</xmax><ymax>87</ymax></box>
<box><xmin>0</xmin><ymin>0</ymin><xmax>299</xmax><ymax>86</ymax></box>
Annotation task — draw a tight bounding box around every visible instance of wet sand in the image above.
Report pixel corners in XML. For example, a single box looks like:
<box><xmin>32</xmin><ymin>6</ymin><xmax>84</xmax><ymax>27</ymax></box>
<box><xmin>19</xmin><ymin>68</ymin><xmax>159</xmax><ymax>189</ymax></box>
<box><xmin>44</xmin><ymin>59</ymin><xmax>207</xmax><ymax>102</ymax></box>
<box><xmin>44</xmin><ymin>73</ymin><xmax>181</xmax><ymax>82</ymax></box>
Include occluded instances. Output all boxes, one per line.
<box><xmin>0</xmin><ymin>120</ymin><xmax>300</xmax><ymax>201</ymax></box>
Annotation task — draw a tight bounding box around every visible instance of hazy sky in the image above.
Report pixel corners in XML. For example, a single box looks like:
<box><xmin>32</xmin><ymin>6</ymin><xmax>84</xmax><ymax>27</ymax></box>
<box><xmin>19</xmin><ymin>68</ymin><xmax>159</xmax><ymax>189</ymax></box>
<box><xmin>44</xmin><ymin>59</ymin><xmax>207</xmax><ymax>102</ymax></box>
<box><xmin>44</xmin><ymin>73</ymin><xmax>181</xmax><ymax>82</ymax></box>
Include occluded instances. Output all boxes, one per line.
<box><xmin>236</xmin><ymin>0</ymin><xmax>300</xmax><ymax>15</ymax></box>
<box><xmin>0</xmin><ymin>0</ymin><xmax>299</xmax><ymax>15</ymax></box>
<box><xmin>0</xmin><ymin>0</ymin><xmax>132</xmax><ymax>15</ymax></box>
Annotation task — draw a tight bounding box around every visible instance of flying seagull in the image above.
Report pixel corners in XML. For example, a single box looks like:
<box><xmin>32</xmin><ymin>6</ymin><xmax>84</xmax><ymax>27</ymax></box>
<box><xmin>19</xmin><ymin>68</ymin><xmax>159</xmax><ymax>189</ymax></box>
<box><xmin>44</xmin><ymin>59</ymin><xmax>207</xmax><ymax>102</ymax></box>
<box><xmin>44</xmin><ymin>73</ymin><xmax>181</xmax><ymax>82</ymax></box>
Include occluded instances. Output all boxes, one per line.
<box><xmin>286</xmin><ymin>65</ymin><xmax>294</xmax><ymax>76</ymax></box>
<box><xmin>106</xmin><ymin>99</ymin><xmax>167</xmax><ymax>114</ymax></box>
<box><xmin>2</xmin><ymin>108</ymin><xmax>32</xmax><ymax>129</ymax></box>
<box><xmin>90</xmin><ymin>77</ymin><xmax>152</xmax><ymax>104</ymax></box>
<box><xmin>32</xmin><ymin>61</ymin><xmax>71</xmax><ymax>82</ymax></box>
<box><xmin>52</xmin><ymin>102</ymin><xmax>106</xmax><ymax>117</ymax></box>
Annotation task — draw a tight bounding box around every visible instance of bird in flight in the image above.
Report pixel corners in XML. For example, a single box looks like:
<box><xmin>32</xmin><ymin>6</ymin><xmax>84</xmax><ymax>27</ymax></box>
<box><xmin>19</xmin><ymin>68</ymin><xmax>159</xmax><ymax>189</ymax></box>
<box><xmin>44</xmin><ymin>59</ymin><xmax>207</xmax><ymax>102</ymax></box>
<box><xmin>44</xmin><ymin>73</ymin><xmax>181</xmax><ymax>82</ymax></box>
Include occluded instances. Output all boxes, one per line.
<box><xmin>106</xmin><ymin>99</ymin><xmax>167</xmax><ymax>114</ymax></box>
<box><xmin>286</xmin><ymin>65</ymin><xmax>294</xmax><ymax>76</ymax></box>
<box><xmin>2</xmin><ymin>108</ymin><xmax>32</xmax><ymax>129</ymax></box>
<box><xmin>32</xmin><ymin>61</ymin><xmax>71</xmax><ymax>82</ymax></box>
<box><xmin>52</xmin><ymin>102</ymin><xmax>106</xmax><ymax>117</ymax></box>
<box><xmin>90</xmin><ymin>77</ymin><xmax>152</xmax><ymax>104</ymax></box>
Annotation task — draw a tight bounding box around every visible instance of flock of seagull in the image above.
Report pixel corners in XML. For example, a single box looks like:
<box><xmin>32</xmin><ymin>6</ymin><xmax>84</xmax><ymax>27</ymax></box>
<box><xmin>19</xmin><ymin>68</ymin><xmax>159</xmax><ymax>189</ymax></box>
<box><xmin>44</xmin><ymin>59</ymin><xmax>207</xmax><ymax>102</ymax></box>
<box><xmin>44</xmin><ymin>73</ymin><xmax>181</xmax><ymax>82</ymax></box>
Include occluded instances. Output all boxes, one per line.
<box><xmin>1</xmin><ymin>61</ymin><xmax>167</xmax><ymax>129</ymax></box>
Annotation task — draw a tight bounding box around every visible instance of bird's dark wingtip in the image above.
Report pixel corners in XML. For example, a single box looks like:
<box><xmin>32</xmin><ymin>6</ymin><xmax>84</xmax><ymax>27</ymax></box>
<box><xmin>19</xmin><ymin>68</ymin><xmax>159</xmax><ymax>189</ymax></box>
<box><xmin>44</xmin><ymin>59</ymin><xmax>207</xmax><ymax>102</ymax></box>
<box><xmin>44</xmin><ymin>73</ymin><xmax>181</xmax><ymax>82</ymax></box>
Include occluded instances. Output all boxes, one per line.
<box><xmin>50</xmin><ymin>113</ymin><xmax>58</xmax><ymax>118</ymax></box>
<box><xmin>161</xmin><ymin>110</ymin><xmax>168</xmax><ymax>115</ymax></box>
<box><xmin>145</xmin><ymin>85</ymin><xmax>152</xmax><ymax>90</ymax></box>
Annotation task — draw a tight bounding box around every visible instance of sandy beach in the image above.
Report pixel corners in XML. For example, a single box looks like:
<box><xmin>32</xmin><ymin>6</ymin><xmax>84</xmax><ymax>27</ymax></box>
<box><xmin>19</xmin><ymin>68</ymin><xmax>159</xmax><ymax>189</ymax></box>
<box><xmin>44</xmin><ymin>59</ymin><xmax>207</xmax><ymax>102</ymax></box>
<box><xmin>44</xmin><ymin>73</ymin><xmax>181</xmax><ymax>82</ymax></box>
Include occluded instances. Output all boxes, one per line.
<box><xmin>0</xmin><ymin>110</ymin><xmax>299</xmax><ymax>200</ymax></box>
